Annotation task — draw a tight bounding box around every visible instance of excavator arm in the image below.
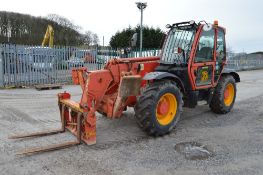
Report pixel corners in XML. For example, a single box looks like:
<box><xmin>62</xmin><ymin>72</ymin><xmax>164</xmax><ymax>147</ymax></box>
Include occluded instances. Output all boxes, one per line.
<box><xmin>42</xmin><ymin>25</ymin><xmax>54</xmax><ymax>47</ymax></box>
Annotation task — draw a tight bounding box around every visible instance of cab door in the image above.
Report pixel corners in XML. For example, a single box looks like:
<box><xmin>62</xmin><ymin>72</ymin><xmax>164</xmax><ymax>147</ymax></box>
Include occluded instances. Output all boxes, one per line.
<box><xmin>190</xmin><ymin>25</ymin><xmax>216</xmax><ymax>90</ymax></box>
<box><xmin>214</xmin><ymin>28</ymin><xmax>226</xmax><ymax>83</ymax></box>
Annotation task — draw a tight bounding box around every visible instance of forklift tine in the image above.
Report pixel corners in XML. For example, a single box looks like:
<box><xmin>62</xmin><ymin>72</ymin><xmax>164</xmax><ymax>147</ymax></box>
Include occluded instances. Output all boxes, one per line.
<box><xmin>16</xmin><ymin>141</ymin><xmax>80</xmax><ymax>155</ymax></box>
<box><xmin>8</xmin><ymin>129</ymin><xmax>64</xmax><ymax>139</ymax></box>
<box><xmin>16</xmin><ymin>112</ymin><xmax>82</xmax><ymax>156</ymax></box>
<box><xmin>9</xmin><ymin>105</ymin><xmax>66</xmax><ymax>140</ymax></box>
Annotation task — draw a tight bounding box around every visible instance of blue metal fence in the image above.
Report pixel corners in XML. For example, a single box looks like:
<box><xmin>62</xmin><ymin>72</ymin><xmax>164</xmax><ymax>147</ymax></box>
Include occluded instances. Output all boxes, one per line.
<box><xmin>226</xmin><ymin>53</ymin><xmax>263</xmax><ymax>71</ymax></box>
<box><xmin>0</xmin><ymin>44</ymin><xmax>161</xmax><ymax>87</ymax></box>
<box><xmin>1</xmin><ymin>44</ymin><xmax>261</xmax><ymax>88</ymax></box>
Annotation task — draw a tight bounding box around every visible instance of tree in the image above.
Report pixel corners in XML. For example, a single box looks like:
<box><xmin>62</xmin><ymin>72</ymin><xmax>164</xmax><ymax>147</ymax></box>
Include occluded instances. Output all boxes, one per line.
<box><xmin>46</xmin><ymin>14</ymin><xmax>81</xmax><ymax>31</ymax></box>
<box><xmin>82</xmin><ymin>31</ymin><xmax>92</xmax><ymax>46</ymax></box>
<box><xmin>0</xmin><ymin>11</ymin><xmax>99</xmax><ymax>46</ymax></box>
<box><xmin>82</xmin><ymin>31</ymin><xmax>100</xmax><ymax>46</ymax></box>
<box><xmin>109</xmin><ymin>26</ymin><xmax>165</xmax><ymax>49</ymax></box>
<box><xmin>110</xmin><ymin>26</ymin><xmax>134</xmax><ymax>48</ymax></box>
<box><xmin>91</xmin><ymin>33</ymin><xmax>99</xmax><ymax>45</ymax></box>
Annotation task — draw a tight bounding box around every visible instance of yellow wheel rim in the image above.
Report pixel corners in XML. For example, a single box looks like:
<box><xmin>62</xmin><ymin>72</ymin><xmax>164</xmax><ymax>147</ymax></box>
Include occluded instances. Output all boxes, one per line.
<box><xmin>156</xmin><ymin>93</ymin><xmax>177</xmax><ymax>126</ymax></box>
<box><xmin>224</xmin><ymin>83</ymin><xmax>235</xmax><ymax>106</ymax></box>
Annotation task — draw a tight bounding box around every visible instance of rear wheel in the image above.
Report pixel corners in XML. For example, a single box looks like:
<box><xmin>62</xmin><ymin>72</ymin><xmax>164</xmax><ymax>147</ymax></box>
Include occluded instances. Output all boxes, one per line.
<box><xmin>210</xmin><ymin>75</ymin><xmax>237</xmax><ymax>114</ymax></box>
<box><xmin>134</xmin><ymin>81</ymin><xmax>183</xmax><ymax>136</ymax></box>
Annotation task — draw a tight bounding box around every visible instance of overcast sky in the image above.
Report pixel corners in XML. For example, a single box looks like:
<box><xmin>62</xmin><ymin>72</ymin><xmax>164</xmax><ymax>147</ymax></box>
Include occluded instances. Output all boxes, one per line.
<box><xmin>0</xmin><ymin>0</ymin><xmax>262</xmax><ymax>53</ymax></box>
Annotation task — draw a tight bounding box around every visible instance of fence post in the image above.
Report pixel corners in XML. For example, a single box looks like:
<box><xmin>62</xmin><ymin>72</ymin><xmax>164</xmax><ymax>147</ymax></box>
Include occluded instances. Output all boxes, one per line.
<box><xmin>0</xmin><ymin>46</ymin><xmax>4</xmax><ymax>87</ymax></box>
<box><xmin>0</xmin><ymin>45</ymin><xmax>4</xmax><ymax>87</ymax></box>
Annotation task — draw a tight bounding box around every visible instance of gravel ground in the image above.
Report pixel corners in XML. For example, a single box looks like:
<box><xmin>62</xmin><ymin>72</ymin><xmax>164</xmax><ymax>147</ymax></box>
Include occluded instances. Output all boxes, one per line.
<box><xmin>0</xmin><ymin>69</ymin><xmax>263</xmax><ymax>175</ymax></box>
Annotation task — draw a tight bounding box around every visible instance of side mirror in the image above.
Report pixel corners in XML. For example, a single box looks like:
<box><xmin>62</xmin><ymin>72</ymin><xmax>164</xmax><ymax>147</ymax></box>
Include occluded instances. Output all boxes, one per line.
<box><xmin>166</xmin><ymin>24</ymin><xmax>172</xmax><ymax>29</ymax></box>
<box><xmin>189</xmin><ymin>20</ymin><xmax>195</xmax><ymax>25</ymax></box>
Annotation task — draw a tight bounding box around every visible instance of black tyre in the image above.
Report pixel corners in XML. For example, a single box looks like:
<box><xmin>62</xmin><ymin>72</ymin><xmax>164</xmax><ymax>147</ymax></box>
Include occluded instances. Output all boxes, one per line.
<box><xmin>210</xmin><ymin>75</ymin><xmax>237</xmax><ymax>114</ymax></box>
<box><xmin>134</xmin><ymin>81</ymin><xmax>183</xmax><ymax>136</ymax></box>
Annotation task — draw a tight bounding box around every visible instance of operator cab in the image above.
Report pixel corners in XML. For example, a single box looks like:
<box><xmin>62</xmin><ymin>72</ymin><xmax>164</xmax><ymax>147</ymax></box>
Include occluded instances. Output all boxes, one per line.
<box><xmin>157</xmin><ymin>20</ymin><xmax>227</xmax><ymax>91</ymax></box>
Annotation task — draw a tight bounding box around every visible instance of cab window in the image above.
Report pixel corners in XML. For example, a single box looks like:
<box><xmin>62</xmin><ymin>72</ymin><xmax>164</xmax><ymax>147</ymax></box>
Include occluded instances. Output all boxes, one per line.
<box><xmin>216</xmin><ymin>29</ymin><xmax>226</xmax><ymax>62</ymax></box>
<box><xmin>195</xmin><ymin>28</ymin><xmax>215</xmax><ymax>62</ymax></box>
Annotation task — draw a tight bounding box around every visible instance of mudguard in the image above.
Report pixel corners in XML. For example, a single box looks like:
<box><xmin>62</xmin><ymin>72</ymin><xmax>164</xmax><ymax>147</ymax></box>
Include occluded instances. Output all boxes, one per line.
<box><xmin>222</xmin><ymin>68</ymin><xmax>240</xmax><ymax>83</ymax></box>
<box><xmin>143</xmin><ymin>72</ymin><xmax>186</xmax><ymax>93</ymax></box>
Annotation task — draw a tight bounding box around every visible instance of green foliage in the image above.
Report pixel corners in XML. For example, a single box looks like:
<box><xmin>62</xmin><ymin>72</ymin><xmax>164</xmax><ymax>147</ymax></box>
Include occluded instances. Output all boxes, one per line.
<box><xmin>110</xmin><ymin>25</ymin><xmax>165</xmax><ymax>49</ymax></box>
<box><xmin>110</xmin><ymin>26</ymin><xmax>134</xmax><ymax>48</ymax></box>
<box><xmin>0</xmin><ymin>11</ymin><xmax>84</xmax><ymax>46</ymax></box>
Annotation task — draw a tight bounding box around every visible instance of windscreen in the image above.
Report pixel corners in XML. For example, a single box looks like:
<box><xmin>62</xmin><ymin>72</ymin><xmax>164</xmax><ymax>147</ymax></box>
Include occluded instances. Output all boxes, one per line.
<box><xmin>161</xmin><ymin>28</ymin><xmax>195</xmax><ymax>65</ymax></box>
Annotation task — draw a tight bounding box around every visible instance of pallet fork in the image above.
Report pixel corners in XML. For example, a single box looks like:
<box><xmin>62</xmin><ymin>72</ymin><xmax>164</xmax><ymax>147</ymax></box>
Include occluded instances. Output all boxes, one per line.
<box><xmin>9</xmin><ymin>98</ymin><xmax>84</xmax><ymax>155</ymax></box>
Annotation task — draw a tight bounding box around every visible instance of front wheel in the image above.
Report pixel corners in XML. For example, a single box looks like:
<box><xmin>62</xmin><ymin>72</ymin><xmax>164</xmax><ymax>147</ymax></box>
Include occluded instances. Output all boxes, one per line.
<box><xmin>210</xmin><ymin>75</ymin><xmax>237</xmax><ymax>114</ymax></box>
<box><xmin>134</xmin><ymin>81</ymin><xmax>183</xmax><ymax>136</ymax></box>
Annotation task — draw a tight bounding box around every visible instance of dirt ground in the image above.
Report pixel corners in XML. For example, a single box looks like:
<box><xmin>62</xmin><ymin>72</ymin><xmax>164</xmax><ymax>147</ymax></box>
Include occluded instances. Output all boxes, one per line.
<box><xmin>0</xmin><ymin>70</ymin><xmax>263</xmax><ymax>175</ymax></box>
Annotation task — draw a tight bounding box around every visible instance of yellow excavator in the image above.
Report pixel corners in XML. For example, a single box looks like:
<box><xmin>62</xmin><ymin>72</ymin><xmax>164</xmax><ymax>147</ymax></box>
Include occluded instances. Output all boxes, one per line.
<box><xmin>42</xmin><ymin>25</ymin><xmax>54</xmax><ymax>47</ymax></box>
